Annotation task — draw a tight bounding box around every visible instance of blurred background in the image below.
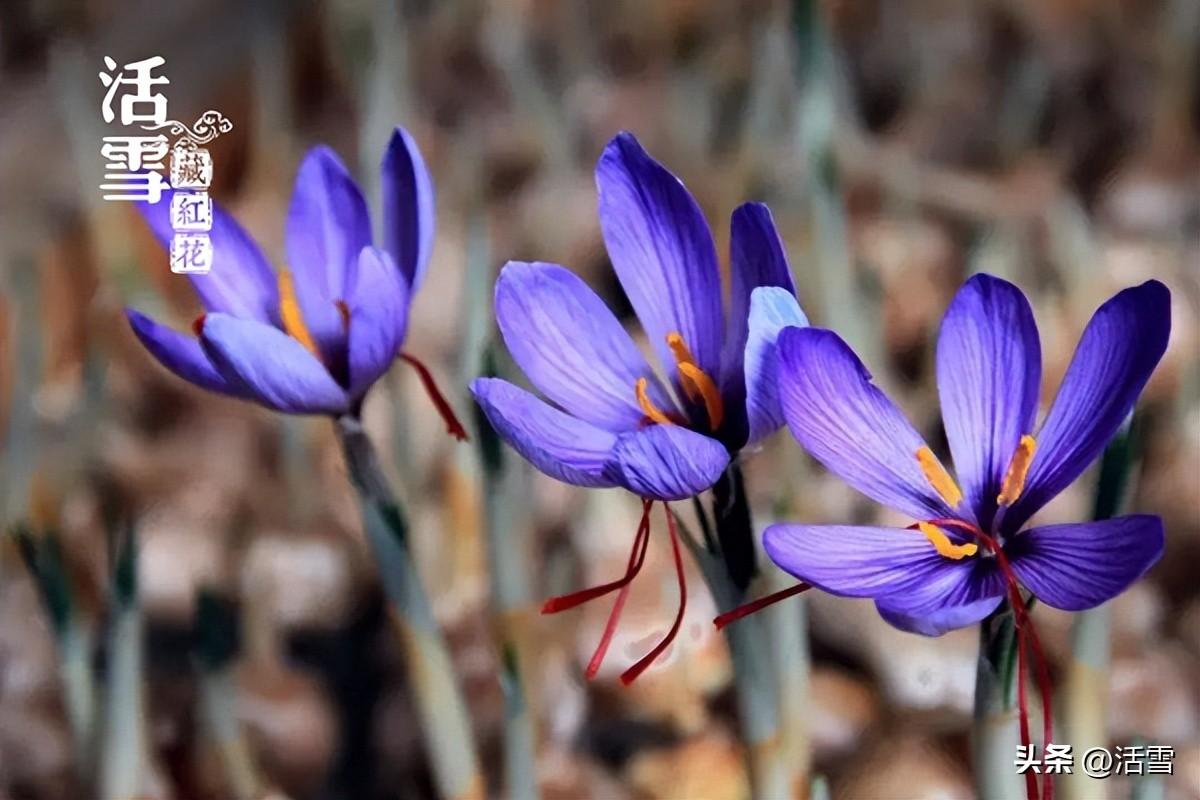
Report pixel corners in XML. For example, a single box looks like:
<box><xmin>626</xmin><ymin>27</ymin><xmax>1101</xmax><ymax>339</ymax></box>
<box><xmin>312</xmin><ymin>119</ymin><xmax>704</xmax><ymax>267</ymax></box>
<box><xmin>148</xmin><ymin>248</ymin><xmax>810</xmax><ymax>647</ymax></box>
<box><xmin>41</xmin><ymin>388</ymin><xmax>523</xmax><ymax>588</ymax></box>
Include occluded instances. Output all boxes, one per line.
<box><xmin>0</xmin><ymin>0</ymin><xmax>1198</xmax><ymax>798</ymax></box>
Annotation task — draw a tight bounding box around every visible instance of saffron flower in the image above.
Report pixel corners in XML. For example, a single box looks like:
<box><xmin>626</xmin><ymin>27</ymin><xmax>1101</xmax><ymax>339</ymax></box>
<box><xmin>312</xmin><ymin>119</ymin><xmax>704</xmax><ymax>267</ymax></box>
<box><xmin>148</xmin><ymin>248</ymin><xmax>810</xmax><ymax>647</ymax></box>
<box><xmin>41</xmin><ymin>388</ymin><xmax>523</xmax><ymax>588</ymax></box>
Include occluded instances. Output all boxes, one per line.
<box><xmin>471</xmin><ymin>132</ymin><xmax>807</xmax><ymax>683</ymax></box>
<box><xmin>758</xmin><ymin>274</ymin><xmax>1169</xmax><ymax>800</ymax></box>
<box><xmin>126</xmin><ymin>128</ymin><xmax>464</xmax><ymax>435</ymax></box>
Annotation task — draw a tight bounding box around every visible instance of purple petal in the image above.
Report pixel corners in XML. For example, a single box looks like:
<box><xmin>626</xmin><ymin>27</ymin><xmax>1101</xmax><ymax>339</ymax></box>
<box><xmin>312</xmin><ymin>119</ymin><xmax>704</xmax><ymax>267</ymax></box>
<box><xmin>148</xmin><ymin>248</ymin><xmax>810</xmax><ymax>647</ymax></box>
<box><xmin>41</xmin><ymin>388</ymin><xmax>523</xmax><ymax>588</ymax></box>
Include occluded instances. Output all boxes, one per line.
<box><xmin>125</xmin><ymin>309</ymin><xmax>245</xmax><ymax>398</ymax></box>
<box><xmin>595</xmin><ymin>132</ymin><xmax>723</xmax><ymax>381</ymax></box>
<box><xmin>743</xmin><ymin>287</ymin><xmax>809</xmax><ymax>447</ymax></box>
<box><xmin>470</xmin><ymin>377</ymin><xmax>619</xmax><ymax>488</ymax></box>
<box><xmin>198</xmin><ymin>313</ymin><xmax>349</xmax><ymax>415</ymax></box>
<box><xmin>604</xmin><ymin>425</ymin><xmax>728</xmax><ymax>501</ymax></box>
<box><xmin>285</xmin><ymin>146</ymin><xmax>372</xmax><ymax>360</ymax></box>
<box><xmin>776</xmin><ymin>327</ymin><xmax>956</xmax><ymax>521</ymax></box>
<box><xmin>138</xmin><ymin>194</ymin><xmax>278</xmax><ymax>323</ymax></box>
<box><xmin>937</xmin><ymin>274</ymin><xmax>1041</xmax><ymax>529</ymax></box>
<box><xmin>1006</xmin><ymin>515</ymin><xmax>1164</xmax><ymax>611</ymax></box>
<box><xmin>763</xmin><ymin>523</ymin><xmax>961</xmax><ymax>597</ymax></box>
<box><xmin>875</xmin><ymin>582</ymin><xmax>1005</xmax><ymax>636</ymax></box>
<box><xmin>495</xmin><ymin>261</ymin><xmax>674</xmax><ymax>432</ymax></box>
<box><xmin>381</xmin><ymin>127</ymin><xmax>436</xmax><ymax>291</ymax></box>
<box><xmin>721</xmin><ymin>203</ymin><xmax>796</xmax><ymax>400</ymax></box>
<box><xmin>1003</xmin><ymin>281</ymin><xmax>1171</xmax><ymax>532</ymax></box>
<box><xmin>345</xmin><ymin>247</ymin><xmax>409</xmax><ymax>400</ymax></box>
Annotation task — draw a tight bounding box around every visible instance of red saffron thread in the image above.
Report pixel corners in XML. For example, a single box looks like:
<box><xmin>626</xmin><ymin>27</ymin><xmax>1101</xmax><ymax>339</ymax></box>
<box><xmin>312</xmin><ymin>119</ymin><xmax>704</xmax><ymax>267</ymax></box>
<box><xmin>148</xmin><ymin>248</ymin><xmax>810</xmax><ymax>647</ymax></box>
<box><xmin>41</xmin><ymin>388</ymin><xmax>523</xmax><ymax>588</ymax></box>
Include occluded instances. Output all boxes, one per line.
<box><xmin>584</xmin><ymin>502</ymin><xmax>653</xmax><ymax>679</ymax></box>
<box><xmin>713</xmin><ymin>582</ymin><xmax>812</xmax><ymax>630</ymax></box>
<box><xmin>619</xmin><ymin>505</ymin><xmax>687</xmax><ymax>685</ymax></box>
<box><xmin>541</xmin><ymin>499</ymin><xmax>653</xmax><ymax>615</ymax></box>
<box><xmin>398</xmin><ymin>352</ymin><xmax>469</xmax><ymax>441</ymax></box>
<box><xmin>926</xmin><ymin>518</ymin><xmax>1054</xmax><ymax>800</ymax></box>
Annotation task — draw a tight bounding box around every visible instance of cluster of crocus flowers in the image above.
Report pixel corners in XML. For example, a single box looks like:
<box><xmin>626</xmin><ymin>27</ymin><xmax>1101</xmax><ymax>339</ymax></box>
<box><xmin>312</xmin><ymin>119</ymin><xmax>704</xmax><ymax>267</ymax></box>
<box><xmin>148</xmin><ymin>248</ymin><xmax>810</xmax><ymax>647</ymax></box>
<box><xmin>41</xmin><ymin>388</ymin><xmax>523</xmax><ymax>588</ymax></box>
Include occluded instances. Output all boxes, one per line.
<box><xmin>754</xmin><ymin>274</ymin><xmax>1170</xmax><ymax>800</ymax></box>
<box><xmin>127</xmin><ymin>127</ymin><xmax>464</xmax><ymax>436</ymax></box>
<box><xmin>471</xmin><ymin>132</ymin><xmax>807</xmax><ymax>683</ymax></box>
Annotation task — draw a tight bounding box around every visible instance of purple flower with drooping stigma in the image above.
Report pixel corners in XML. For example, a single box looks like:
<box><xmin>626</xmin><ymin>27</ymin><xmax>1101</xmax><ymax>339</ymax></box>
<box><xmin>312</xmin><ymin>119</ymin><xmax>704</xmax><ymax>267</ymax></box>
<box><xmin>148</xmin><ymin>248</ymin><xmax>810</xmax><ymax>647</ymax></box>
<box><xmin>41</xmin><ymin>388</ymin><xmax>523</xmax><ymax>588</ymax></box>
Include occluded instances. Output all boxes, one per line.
<box><xmin>470</xmin><ymin>131</ymin><xmax>807</xmax><ymax>683</ymax></box>
<box><xmin>125</xmin><ymin>128</ymin><xmax>466</xmax><ymax>436</ymax></box>
<box><xmin>743</xmin><ymin>274</ymin><xmax>1168</xmax><ymax>799</ymax></box>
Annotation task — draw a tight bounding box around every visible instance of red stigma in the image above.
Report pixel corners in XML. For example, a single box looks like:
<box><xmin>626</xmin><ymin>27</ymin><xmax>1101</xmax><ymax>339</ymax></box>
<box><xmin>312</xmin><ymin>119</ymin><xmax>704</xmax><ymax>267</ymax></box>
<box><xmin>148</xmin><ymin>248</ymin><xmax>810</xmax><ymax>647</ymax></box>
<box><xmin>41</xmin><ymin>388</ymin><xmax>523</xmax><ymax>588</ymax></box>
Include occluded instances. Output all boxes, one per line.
<box><xmin>399</xmin><ymin>352</ymin><xmax>469</xmax><ymax>442</ymax></box>
<box><xmin>921</xmin><ymin>519</ymin><xmax>1055</xmax><ymax>800</ymax></box>
<box><xmin>618</xmin><ymin>504</ymin><xmax>688</xmax><ymax>685</ymax></box>
<box><xmin>191</xmin><ymin>314</ymin><xmax>207</xmax><ymax>336</ymax></box>
<box><xmin>713</xmin><ymin>581</ymin><xmax>812</xmax><ymax>630</ymax></box>
<box><xmin>540</xmin><ymin>500</ymin><xmax>692</xmax><ymax>684</ymax></box>
<box><xmin>335</xmin><ymin>299</ymin><xmax>351</xmax><ymax>331</ymax></box>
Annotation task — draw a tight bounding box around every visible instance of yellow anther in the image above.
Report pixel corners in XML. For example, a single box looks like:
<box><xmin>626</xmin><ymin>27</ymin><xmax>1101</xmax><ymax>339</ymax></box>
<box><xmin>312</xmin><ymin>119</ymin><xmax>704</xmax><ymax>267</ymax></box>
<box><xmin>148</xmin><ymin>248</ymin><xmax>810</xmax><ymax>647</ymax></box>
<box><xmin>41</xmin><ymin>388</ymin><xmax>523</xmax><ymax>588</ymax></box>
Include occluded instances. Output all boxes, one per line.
<box><xmin>665</xmin><ymin>331</ymin><xmax>724</xmax><ymax>431</ymax></box>
<box><xmin>916</xmin><ymin>446</ymin><xmax>964</xmax><ymax>508</ymax></box>
<box><xmin>917</xmin><ymin>522</ymin><xmax>978</xmax><ymax>560</ymax></box>
<box><xmin>636</xmin><ymin>378</ymin><xmax>676</xmax><ymax>427</ymax></box>
<box><xmin>666</xmin><ymin>332</ymin><xmax>696</xmax><ymax>367</ymax></box>
<box><xmin>678</xmin><ymin>362</ymin><xmax>725</xmax><ymax>431</ymax></box>
<box><xmin>997</xmin><ymin>434</ymin><xmax>1037</xmax><ymax>506</ymax></box>
<box><xmin>278</xmin><ymin>270</ymin><xmax>321</xmax><ymax>357</ymax></box>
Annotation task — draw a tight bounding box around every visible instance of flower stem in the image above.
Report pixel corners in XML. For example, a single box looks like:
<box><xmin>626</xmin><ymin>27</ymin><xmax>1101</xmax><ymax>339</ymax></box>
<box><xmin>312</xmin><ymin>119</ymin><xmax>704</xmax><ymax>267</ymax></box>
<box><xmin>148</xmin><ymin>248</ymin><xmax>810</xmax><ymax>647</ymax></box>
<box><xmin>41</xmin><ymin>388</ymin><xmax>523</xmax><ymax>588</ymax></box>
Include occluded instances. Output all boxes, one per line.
<box><xmin>1063</xmin><ymin>416</ymin><xmax>1137</xmax><ymax>800</ymax></box>
<box><xmin>475</xmin><ymin>378</ymin><xmax>541</xmax><ymax>800</ymax></box>
<box><xmin>336</xmin><ymin>415</ymin><xmax>483</xmax><ymax>800</ymax></box>
<box><xmin>691</xmin><ymin>465</ymin><xmax>790</xmax><ymax>800</ymax></box>
<box><xmin>100</xmin><ymin>522</ymin><xmax>148</xmax><ymax>800</ymax></box>
<box><xmin>974</xmin><ymin>609</ymin><xmax>1025</xmax><ymax>800</ymax></box>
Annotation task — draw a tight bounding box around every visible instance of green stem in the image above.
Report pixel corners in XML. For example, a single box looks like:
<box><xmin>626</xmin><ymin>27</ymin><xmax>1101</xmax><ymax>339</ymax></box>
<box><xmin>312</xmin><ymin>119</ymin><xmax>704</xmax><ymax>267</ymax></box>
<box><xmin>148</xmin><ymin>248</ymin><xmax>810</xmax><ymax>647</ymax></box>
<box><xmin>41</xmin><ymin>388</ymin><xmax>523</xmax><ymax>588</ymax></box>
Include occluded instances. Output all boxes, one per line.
<box><xmin>692</xmin><ymin>466</ymin><xmax>789</xmax><ymax>799</ymax></box>
<box><xmin>100</xmin><ymin>526</ymin><xmax>146</xmax><ymax>800</ymax></box>
<box><xmin>336</xmin><ymin>415</ymin><xmax>483</xmax><ymax>800</ymax></box>
<box><xmin>973</xmin><ymin>609</ymin><xmax>1024</xmax><ymax>800</ymax></box>
<box><xmin>1063</xmin><ymin>417</ymin><xmax>1137</xmax><ymax>800</ymax></box>
<box><xmin>476</xmin><ymin>363</ymin><xmax>540</xmax><ymax>800</ymax></box>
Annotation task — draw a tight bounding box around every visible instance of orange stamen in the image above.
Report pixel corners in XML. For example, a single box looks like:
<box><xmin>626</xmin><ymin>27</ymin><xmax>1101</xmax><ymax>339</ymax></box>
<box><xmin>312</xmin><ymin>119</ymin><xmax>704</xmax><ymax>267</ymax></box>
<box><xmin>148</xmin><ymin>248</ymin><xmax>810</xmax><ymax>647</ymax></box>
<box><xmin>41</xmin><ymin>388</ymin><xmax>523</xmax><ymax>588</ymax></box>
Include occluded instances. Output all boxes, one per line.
<box><xmin>665</xmin><ymin>331</ymin><xmax>724</xmax><ymax>431</ymax></box>
<box><xmin>997</xmin><ymin>434</ymin><xmax>1037</xmax><ymax>506</ymax></box>
<box><xmin>636</xmin><ymin>377</ymin><xmax>676</xmax><ymax>426</ymax></box>
<box><xmin>916</xmin><ymin>446</ymin><xmax>963</xmax><ymax>507</ymax></box>
<box><xmin>277</xmin><ymin>270</ymin><xmax>321</xmax><ymax>357</ymax></box>
<box><xmin>677</xmin><ymin>363</ymin><xmax>724</xmax><ymax>430</ymax></box>
<box><xmin>917</xmin><ymin>521</ymin><xmax>978</xmax><ymax>560</ymax></box>
<box><xmin>398</xmin><ymin>353</ymin><xmax>469</xmax><ymax>441</ymax></box>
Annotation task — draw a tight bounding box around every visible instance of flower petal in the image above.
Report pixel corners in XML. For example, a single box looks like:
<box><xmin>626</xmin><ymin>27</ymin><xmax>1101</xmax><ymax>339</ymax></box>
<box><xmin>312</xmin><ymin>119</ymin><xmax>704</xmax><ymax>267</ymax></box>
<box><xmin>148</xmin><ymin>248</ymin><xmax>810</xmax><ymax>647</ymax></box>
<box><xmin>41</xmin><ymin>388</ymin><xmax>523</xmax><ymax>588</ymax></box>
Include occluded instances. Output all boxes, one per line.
<box><xmin>495</xmin><ymin>261</ymin><xmax>673</xmax><ymax>431</ymax></box>
<box><xmin>285</xmin><ymin>146</ymin><xmax>373</xmax><ymax>360</ymax></box>
<box><xmin>470</xmin><ymin>377</ymin><xmax>619</xmax><ymax>488</ymax></box>
<box><xmin>198</xmin><ymin>313</ymin><xmax>349</xmax><ymax>415</ymax></box>
<box><xmin>874</xmin><ymin>580</ymin><xmax>1005</xmax><ymax>636</ymax></box>
<box><xmin>138</xmin><ymin>194</ymin><xmax>278</xmax><ymax>323</ymax></box>
<box><xmin>604</xmin><ymin>425</ymin><xmax>728</xmax><ymax>501</ymax></box>
<box><xmin>936</xmin><ymin>274</ymin><xmax>1041</xmax><ymax>529</ymax></box>
<box><xmin>776</xmin><ymin>326</ymin><xmax>955</xmax><ymax>521</ymax></box>
<box><xmin>125</xmin><ymin>309</ymin><xmax>245</xmax><ymax>398</ymax></box>
<box><xmin>595</xmin><ymin>132</ymin><xmax>723</xmax><ymax>380</ymax></box>
<box><xmin>1003</xmin><ymin>281</ymin><xmax>1171</xmax><ymax>532</ymax></box>
<box><xmin>1006</xmin><ymin>515</ymin><xmax>1164</xmax><ymax>611</ymax></box>
<box><xmin>763</xmin><ymin>523</ymin><xmax>961</xmax><ymax>597</ymax></box>
<box><xmin>872</xmin><ymin>551</ymin><xmax>1006</xmax><ymax>636</ymax></box>
<box><xmin>742</xmin><ymin>287</ymin><xmax>810</xmax><ymax>447</ymax></box>
<box><xmin>381</xmin><ymin>127</ymin><xmax>436</xmax><ymax>291</ymax></box>
<box><xmin>345</xmin><ymin>247</ymin><xmax>409</xmax><ymax>400</ymax></box>
<box><xmin>722</xmin><ymin>203</ymin><xmax>796</xmax><ymax>390</ymax></box>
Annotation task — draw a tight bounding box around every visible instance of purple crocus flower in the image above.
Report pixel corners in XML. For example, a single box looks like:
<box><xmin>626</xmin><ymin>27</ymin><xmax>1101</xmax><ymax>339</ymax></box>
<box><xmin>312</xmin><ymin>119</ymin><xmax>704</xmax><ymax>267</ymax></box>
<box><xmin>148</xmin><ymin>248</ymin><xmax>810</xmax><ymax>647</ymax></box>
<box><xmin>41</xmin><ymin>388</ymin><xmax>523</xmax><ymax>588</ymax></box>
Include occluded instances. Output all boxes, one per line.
<box><xmin>762</xmin><ymin>274</ymin><xmax>1171</xmax><ymax>637</ymax></box>
<box><xmin>125</xmin><ymin>128</ymin><xmax>464</xmax><ymax>435</ymax></box>
<box><xmin>470</xmin><ymin>131</ymin><xmax>807</xmax><ymax>683</ymax></box>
